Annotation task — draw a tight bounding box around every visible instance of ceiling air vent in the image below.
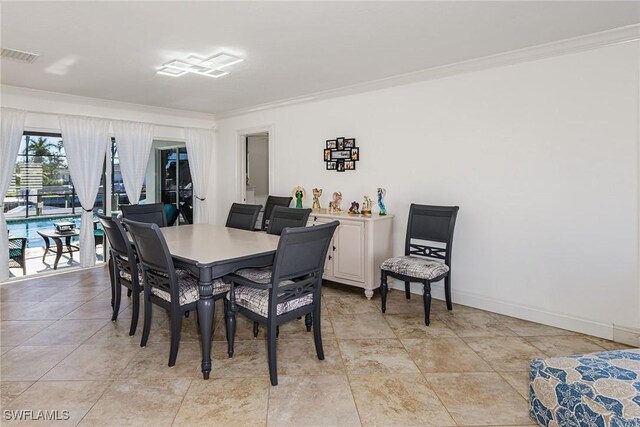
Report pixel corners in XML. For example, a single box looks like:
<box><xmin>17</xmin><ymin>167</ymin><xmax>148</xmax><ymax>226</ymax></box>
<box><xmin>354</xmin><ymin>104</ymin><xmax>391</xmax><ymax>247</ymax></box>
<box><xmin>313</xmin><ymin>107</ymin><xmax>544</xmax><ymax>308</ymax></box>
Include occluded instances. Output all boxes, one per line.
<box><xmin>1</xmin><ymin>48</ymin><xmax>39</xmax><ymax>63</ymax></box>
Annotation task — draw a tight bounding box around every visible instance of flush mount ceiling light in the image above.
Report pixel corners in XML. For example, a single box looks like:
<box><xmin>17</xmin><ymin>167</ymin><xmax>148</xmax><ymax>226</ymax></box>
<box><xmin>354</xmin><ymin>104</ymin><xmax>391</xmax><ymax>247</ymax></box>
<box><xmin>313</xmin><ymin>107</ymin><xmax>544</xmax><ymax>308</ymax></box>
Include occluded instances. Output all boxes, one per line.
<box><xmin>157</xmin><ymin>52</ymin><xmax>243</xmax><ymax>78</ymax></box>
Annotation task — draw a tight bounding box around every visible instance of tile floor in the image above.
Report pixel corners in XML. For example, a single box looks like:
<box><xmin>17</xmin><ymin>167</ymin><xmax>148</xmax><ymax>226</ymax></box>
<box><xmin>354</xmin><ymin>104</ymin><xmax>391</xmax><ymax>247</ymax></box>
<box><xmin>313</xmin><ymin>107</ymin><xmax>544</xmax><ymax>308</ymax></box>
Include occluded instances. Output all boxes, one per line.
<box><xmin>0</xmin><ymin>266</ymin><xmax>634</xmax><ymax>426</ymax></box>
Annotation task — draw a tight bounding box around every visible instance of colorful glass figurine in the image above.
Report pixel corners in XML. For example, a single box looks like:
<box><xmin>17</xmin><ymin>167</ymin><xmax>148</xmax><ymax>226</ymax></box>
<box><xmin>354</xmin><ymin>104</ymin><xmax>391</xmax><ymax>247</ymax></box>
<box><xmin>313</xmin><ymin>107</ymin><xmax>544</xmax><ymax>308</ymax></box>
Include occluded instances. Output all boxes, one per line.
<box><xmin>377</xmin><ymin>188</ymin><xmax>387</xmax><ymax>215</ymax></box>
<box><xmin>292</xmin><ymin>186</ymin><xmax>305</xmax><ymax>208</ymax></box>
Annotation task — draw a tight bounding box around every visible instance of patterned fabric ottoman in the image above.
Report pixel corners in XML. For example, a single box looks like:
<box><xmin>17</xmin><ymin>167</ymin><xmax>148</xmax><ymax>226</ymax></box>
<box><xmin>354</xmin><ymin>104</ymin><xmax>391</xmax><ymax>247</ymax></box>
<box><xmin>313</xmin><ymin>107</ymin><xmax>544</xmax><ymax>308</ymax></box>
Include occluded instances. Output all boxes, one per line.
<box><xmin>529</xmin><ymin>349</ymin><xmax>640</xmax><ymax>426</ymax></box>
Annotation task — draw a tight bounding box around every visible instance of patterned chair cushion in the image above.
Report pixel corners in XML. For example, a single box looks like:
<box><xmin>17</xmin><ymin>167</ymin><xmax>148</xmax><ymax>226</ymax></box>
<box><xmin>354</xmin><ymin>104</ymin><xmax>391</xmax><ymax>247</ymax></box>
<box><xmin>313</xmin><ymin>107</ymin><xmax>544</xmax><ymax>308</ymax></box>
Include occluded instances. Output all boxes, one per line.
<box><xmin>380</xmin><ymin>256</ymin><xmax>449</xmax><ymax>280</ymax></box>
<box><xmin>119</xmin><ymin>270</ymin><xmax>143</xmax><ymax>284</ymax></box>
<box><xmin>151</xmin><ymin>270</ymin><xmax>230</xmax><ymax>306</ymax></box>
<box><xmin>229</xmin><ymin>267</ymin><xmax>313</xmax><ymax>317</ymax></box>
<box><xmin>529</xmin><ymin>349</ymin><xmax>640</xmax><ymax>426</ymax></box>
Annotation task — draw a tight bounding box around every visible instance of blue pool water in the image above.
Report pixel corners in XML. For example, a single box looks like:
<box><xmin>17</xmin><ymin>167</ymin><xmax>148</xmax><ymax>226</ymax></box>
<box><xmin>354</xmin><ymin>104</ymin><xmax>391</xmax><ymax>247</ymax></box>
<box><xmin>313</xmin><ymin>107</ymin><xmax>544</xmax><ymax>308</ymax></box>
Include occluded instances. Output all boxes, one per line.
<box><xmin>8</xmin><ymin>216</ymin><xmax>81</xmax><ymax>248</ymax></box>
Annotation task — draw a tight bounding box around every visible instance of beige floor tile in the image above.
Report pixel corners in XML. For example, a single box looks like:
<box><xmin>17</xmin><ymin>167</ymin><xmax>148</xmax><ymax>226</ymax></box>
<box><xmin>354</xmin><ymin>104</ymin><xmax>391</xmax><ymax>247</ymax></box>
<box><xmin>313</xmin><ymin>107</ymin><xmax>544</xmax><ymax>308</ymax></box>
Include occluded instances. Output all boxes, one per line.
<box><xmin>79</xmin><ymin>378</ymin><xmax>191</xmax><ymax>427</ymax></box>
<box><xmin>378</xmin><ymin>289</ymin><xmax>427</xmax><ymax>315</ymax></box>
<box><xmin>119</xmin><ymin>342</ymin><xmax>202</xmax><ymax>379</ymax></box>
<box><xmin>22</xmin><ymin>319</ymin><xmax>109</xmax><ymax>346</ymax></box>
<box><xmin>437</xmin><ymin>311</ymin><xmax>516</xmax><ymax>338</ymax></box>
<box><xmin>489</xmin><ymin>313</ymin><xmax>578</xmax><ymax>337</ymax></box>
<box><xmin>41</xmin><ymin>342</ymin><xmax>141</xmax><ymax>380</ymax></box>
<box><xmin>585</xmin><ymin>335</ymin><xmax>637</xmax><ymax>350</ymax></box>
<box><xmin>499</xmin><ymin>371</ymin><xmax>531</xmax><ymax>400</ymax></box>
<box><xmin>147</xmin><ymin>316</ymin><xmax>202</xmax><ymax>343</ymax></box>
<box><xmin>324</xmin><ymin>292</ymin><xmax>380</xmax><ymax>315</ymax></box>
<box><xmin>1</xmin><ymin>345</ymin><xmax>77</xmax><ymax>381</ymax></box>
<box><xmin>339</xmin><ymin>338</ymin><xmax>420</xmax><ymax>375</ymax></box>
<box><xmin>403</xmin><ymin>337</ymin><xmax>493</xmax><ymax>373</ymax></box>
<box><xmin>0</xmin><ymin>301</ymin><xmax>79</xmax><ymax>321</ymax></box>
<box><xmin>62</xmin><ymin>298</ymin><xmax>130</xmax><ymax>320</ymax></box>
<box><xmin>0</xmin><ymin>286</ymin><xmax>63</xmax><ymax>302</ymax></box>
<box><xmin>0</xmin><ymin>320</ymin><xmax>55</xmax><ymax>346</ymax></box>
<box><xmin>267</xmin><ymin>375</ymin><xmax>360</xmax><ymax>426</ymax></box>
<box><xmin>384</xmin><ymin>312</ymin><xmax>458</xmax><ymax>338</ymax></box>
<box><xmin>172</xmin><ymin>377</ymin><xmax>269</xmax><ymax>427</ymax></box>
<box><xmin>3</xmin><ymin>380</ymin><xmax>110</xmax><ymax>427</ymax></box>
<box><xmin>331</xmin><ymin>313</ymin><xmax>396</xmax><ymax>340</ymax></box>
<box><xmin>210</xmin><ymin>340</ymin><xmax>269</xmax><ymax>378</ymax></box>
<box><xmin>42</xmin><ymin>285</ymin><xmax>108</xmax><ymax>302</ymax></box>
<box><xmin>463</xmin><ymin>336</ymin><xmax>547</xmax><ymax>372</ymax></box>
<box><xmin>350</xmin><ymin>374</ymin><xmax>455</xmax><ymax>426</ymax></box>
<box><xmin>277</xmin><ymin>315</ymin><xmax>335</xmax><ymax>340</ymax></box>
<box><xmin>0</xmin><ymin>381</ymin><xmax>33</xmax><ymax>407</ymax></box>
<box><xmin>277</xmin><ymin>338</ymin><xmax>345</xmax><ymax>376</ymax></box>
<box><xmin>426</xmin><ymin>372</ymin><xmax>531</xmax><ymax>425</ymax></box>
<box><xmin>525</xmin><ymin>335</ymin><xmax>606</xmax><ymax>357</ymax></box>
<box><xmin>1</xmin><ymin>346</ymin><xmax>14</xmax><ymax>355</ymax></box>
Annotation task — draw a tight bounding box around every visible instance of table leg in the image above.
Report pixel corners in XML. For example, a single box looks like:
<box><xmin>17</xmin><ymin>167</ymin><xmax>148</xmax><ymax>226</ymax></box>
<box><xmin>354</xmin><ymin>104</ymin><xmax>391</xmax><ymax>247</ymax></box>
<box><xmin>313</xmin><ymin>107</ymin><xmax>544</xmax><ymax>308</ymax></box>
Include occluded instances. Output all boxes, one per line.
<box><xmin>53</xmin><ymin>238</ymin><xmax>63</xmax><ymax>270</ymax></box>
<box><xmin>197</xmin><ymin>268</ymin><xmax>215</xmax><ymax>380</ymax></box>
<box><xmin>65</xmin><ymin>236</ymin><xmax>73</xmax><ymax>261</ymax></box>
<box><xmin>42</xmin><ymin>237</ymin><xmax>50</xmax><ymax>262</ymax></box>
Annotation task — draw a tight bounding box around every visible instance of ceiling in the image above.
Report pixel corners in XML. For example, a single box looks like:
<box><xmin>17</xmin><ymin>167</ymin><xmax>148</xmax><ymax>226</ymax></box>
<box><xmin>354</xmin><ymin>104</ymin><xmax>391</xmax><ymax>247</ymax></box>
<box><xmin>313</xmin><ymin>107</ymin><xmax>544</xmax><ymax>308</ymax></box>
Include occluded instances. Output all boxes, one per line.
<box><xmin>1</xmin><ymin>1</ymin><xmax>639</xmax><ymax>116</ymax></box>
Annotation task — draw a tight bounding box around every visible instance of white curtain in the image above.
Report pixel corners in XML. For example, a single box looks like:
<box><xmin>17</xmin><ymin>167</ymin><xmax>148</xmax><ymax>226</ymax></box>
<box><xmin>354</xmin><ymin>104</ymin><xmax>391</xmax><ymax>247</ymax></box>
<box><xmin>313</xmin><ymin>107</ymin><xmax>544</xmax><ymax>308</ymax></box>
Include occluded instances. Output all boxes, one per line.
<box><xmin>112</xmin><ymin>120</ymin><xmax>154</xmax><ymax>205</ymax></box>
<box><xmin>0</xmin><ymin>108</ymin><xmax>26</xmax><ymax>281</ymax></box>
<box><xmin>59</xmin><ymin>115</ymin><xmax>110</xmax><ymax>267</ymax></box>
<box><xmin>184</xmin><ymin>128</ymin><xmax>214</xmax><ymax>224</ymax></box>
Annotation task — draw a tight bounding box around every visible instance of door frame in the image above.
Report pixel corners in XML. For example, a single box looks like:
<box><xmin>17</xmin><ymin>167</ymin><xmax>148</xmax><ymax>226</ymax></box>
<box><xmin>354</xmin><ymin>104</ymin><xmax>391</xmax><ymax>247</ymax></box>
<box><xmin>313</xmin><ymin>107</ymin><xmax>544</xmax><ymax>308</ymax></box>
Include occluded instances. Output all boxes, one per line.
<box><xmin>236</xmin><ymin>125</ymin><xmax>274</xmax><ymax>203</ymax></box>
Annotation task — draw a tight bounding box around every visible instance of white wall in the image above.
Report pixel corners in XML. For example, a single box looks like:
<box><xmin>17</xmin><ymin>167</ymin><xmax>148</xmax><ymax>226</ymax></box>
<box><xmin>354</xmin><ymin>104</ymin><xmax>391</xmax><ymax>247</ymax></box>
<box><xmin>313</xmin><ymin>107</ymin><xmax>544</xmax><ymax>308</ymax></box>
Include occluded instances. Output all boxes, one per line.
<box><xmin>214</xmin><ymin>42</ymin><xmax>640</xmax><ymax>342</ymax></box>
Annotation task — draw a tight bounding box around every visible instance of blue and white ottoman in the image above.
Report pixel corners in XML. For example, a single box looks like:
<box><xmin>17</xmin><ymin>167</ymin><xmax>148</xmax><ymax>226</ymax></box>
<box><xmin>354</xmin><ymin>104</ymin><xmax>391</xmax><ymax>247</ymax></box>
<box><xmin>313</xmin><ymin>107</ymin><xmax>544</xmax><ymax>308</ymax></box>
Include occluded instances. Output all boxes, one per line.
<box><xmin>529</xmin><ymin>349</ymin><xmax>640</xmax><ymax>426</ymax></box>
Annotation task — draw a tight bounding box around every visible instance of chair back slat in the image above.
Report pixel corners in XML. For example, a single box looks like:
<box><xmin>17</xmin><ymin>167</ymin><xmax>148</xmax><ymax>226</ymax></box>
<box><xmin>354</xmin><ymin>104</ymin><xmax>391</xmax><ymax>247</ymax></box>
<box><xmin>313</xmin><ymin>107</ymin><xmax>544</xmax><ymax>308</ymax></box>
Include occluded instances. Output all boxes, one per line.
<box><xmin>270</xmin><ymin>221</ymin><xmax>339</xmax><ymax>308</ymax></box>
<box><xmin>97</xmin><ymin>214</ymin><xmax>132</xmax><ymax>259</ymax></box>
<box><xmin>405</xmin><ymin>204</ymin><xmax>459</xmax><ymax>265</ymax></box>
<box><xmin>226</xmin><ymin>203</ymin><xmax>262</xmax><ymax>230</ymax></box>
<box><xmin>121</xmin><ymin>203</ymin><xmax>167</xmax><ymax>228</ymax></box>
<box><xmin>122</xmin><ymin>219</ymin><xmax>179</xmax><ymax>306</ymax></box>
<box><xmin>267</xmin><ymin>207</ymin><xmax>311</xmax><ymax>235</ymax></box>
<box><xmin>262</xmin><ymin>196</ymin><xmax>293</xmax><ymax>230</ymax></box>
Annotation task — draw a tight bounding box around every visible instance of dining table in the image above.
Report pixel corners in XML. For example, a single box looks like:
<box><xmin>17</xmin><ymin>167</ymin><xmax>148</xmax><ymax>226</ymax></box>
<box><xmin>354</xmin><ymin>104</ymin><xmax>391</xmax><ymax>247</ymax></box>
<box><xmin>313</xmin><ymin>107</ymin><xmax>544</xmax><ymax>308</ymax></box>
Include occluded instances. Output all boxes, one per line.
<box><xmin>159</xmin><ymin>224</ymin><xmax>280</xmax><ymax>379</ymax></box>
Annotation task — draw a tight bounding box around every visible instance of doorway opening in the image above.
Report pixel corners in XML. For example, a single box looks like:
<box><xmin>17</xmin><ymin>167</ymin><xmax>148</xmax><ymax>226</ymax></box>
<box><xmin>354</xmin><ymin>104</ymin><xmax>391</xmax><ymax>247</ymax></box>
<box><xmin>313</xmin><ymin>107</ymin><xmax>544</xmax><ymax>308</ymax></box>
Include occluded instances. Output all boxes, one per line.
<box><xmin>244</xmin><ymin>132</ymin><xmax>269</xmax><ymax>209</ymax></box>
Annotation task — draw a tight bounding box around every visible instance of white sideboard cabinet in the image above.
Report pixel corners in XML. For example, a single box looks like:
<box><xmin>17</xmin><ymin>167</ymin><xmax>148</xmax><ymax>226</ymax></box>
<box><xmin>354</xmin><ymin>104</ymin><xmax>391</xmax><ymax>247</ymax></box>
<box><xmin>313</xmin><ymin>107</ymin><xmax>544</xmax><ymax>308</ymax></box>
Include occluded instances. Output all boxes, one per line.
<box><xmin>308</xmin><ymin>212</ymin><xmax>394</xmax><ymax>299</ymax></box>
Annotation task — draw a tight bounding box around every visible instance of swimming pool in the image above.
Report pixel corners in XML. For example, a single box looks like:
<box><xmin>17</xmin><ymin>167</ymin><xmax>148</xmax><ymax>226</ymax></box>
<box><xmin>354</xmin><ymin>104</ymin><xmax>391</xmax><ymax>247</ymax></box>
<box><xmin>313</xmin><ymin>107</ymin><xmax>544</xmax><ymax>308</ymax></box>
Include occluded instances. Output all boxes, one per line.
<box><xmin>7</xmin><ymin>216</ymin><xmax>81</xmax><ymax>248</ymax></box>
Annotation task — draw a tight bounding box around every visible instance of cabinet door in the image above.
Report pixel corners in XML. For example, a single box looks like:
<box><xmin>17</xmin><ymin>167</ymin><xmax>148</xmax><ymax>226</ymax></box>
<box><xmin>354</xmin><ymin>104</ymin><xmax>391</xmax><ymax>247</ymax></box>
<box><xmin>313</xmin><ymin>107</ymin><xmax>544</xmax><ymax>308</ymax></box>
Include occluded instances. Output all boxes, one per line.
<box><xmin>333</xmin><ymin>220</ymin><xmax>365</xmax><ymax>282</ymax></box>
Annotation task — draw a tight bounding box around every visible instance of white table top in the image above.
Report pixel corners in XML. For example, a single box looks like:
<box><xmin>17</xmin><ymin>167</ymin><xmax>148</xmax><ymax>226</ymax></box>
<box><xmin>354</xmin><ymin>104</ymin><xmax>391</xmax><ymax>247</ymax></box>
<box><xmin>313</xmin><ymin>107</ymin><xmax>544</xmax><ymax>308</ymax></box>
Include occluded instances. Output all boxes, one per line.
<box><xmin>160</xmin><ymin>224</ymin><xmax>280</xmax><ymax>266</ymax></box>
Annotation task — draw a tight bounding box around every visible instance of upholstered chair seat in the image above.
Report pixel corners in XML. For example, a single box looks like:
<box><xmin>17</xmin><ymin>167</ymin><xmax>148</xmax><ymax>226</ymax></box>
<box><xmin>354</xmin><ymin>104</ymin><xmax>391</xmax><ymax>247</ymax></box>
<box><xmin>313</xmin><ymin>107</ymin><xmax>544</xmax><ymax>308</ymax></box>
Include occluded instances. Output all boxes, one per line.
<box><xmin>151</xmin><ymin>271</ymin><xmax>229</xmax><ymax>306</ymax></box>
<box><xmin>380</xmin><ymin>256</ymin><xmax>449</xmax><ymax>280</ymax></box>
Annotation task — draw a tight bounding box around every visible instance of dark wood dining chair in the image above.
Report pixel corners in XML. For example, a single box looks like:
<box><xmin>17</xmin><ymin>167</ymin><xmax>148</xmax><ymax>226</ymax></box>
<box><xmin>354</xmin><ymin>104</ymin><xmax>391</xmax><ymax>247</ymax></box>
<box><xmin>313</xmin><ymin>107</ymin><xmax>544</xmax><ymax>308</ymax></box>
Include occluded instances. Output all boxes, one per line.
<box><xmin>266</xmin><ymin>206</ymin><xmax>311</xmax><ymax>235</ymax></box>
<box><xmin>261</xmin><ymin>196</ymin><xmax>293</xmax><ymax>231</ymax></box>
<box><xmin>225</xmin><ymin>220</ymin><xmax>339</xmax><ymax>386</ymax></box>
<box><xmin>380</xmin><ymin>204</ymin><xmax>459</xmax><ymax>326</ymax></box>
<box><xmin>98</xmin><ymin>214</ymin><xmax>142</xmax><ymax>336</ymax></box>
<box><xmin>226</xmin><ymin>203</ymin><xmax>262</xmax><ymax>231</ymax></box>
<box><xmin>121</xmin><ymin>203</ymin><xmax>167</xmax><ymax>228</ymax></box>
<box><xmin>123</xmin><ymin>218</ymin><xmax>230</xmax><ymax>367</ymax></box>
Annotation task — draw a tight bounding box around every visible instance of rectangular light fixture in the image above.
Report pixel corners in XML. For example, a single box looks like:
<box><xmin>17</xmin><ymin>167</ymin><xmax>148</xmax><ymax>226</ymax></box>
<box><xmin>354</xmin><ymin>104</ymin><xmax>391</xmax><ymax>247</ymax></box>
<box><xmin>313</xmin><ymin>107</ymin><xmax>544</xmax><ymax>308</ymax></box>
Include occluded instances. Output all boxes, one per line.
<box><xmin>157</xmin><ymin>51</ymin><xmax>243</xmax><ymax>78</ymax></box>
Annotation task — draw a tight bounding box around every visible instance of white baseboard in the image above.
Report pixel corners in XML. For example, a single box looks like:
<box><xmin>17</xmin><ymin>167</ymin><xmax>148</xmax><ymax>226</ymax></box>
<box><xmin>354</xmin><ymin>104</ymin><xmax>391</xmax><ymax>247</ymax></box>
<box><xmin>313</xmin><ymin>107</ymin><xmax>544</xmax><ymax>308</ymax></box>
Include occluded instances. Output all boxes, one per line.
<box><xmin>389</xmin><ymin>279</ymin><xmax>637</xmax><ymax>346</ymax></box>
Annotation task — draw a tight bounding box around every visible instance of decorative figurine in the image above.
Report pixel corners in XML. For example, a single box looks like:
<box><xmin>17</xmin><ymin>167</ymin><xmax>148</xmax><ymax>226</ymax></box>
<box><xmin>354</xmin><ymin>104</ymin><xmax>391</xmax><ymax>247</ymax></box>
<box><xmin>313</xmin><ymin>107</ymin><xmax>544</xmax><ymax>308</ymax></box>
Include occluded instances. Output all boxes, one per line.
<box><xmin>348</xmin><ymin>202</ymin><xmax>360</xmax><ymax>215</ymax></box>
<box><xmin>292</xmin><ymin>186</ymin><xmax>306</xmax><ymax>208</ymax></box>
<box><xmin>361</xmin><ymin>196</ymin><xmax>372</xmax><ymax>217</ymax></box>
<box><xmin>331</xmin><ymin>191</ymin><xmax>343</xmax><ymax>213</ymax></box>
<box><xmin>312</xmin><ymin>188</ymin><xmax>323</xmax><ymax>211</ymax></box>
<box><xmin>377</xmin><ymin>188</ymin><xmax>387</xmax><ymax>215</ymax></box>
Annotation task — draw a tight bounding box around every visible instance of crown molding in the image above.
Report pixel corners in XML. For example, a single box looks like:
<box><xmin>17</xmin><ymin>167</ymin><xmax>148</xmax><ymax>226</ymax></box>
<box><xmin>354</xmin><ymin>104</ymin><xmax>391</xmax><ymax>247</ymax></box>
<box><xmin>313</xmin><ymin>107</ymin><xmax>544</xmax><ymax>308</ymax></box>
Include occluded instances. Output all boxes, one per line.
<box><xmin>0</xmin><ymin>84</ymin><xmax>216</xmax><ymax>123</ymax></box>
<box><xmin>216</xmin><ymin>24</ymin><xmax>640</xmax><ymax>120</ymax></box>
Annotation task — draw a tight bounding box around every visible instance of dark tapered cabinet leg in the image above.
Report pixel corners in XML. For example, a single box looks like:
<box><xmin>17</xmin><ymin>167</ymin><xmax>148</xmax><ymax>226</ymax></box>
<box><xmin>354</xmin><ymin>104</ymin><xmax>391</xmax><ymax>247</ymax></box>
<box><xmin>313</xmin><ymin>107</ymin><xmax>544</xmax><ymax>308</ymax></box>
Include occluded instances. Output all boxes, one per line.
<box><xmin>267</xmin><ymin>322</ymin><xmax>278</xmax><ymax>386</ymax></box>
<box><xmin>405</xmin><ymin>281</ymin><xmax>411</xmax><ymax>300</ymax></box>
<box><xmin>422</xmin><ymin>281</ymin><xmax>432</xmax><ymax>326</ymax></box>
<box><xmin>168</xmin><ymin>312</ymin><xmax>181</xmax><ymax>367</ymax></box>
<box><xmin>304</xmin><ymin>313</ymin><xmax>312</xmax><ymax>332</ymax></box>
<box><xmin>444</xmin><ymin>274</ymin><xmax>453</xmax><ymax>311</ymax></box>
<box><xmin>380</xmin><ymin>271</ymin><xmax>388</xmax><ymax>313</ymax></box>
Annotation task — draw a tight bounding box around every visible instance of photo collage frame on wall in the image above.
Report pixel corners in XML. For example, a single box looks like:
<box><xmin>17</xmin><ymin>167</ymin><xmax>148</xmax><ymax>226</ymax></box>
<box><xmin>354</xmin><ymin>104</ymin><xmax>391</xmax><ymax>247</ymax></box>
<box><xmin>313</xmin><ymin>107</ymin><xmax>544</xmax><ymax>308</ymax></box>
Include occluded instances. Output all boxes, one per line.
<box><xmin>324</xmin><ymin>137</ymin><xmax>359</xmax><ymax>172</ymax></box>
